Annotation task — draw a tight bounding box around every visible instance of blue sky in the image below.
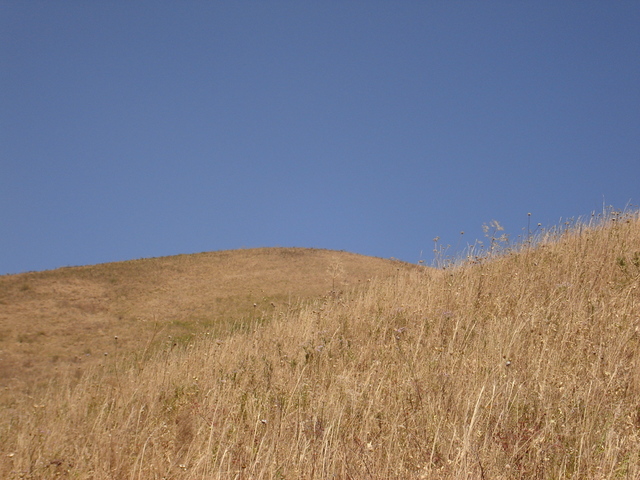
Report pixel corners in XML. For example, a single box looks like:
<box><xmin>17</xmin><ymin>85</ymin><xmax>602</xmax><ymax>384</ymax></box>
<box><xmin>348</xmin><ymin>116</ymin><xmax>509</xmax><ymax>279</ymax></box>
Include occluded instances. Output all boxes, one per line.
<box><xmin>2</xmin><ymin>2</ymin><xmax>639</xmax><ymax>275</ymax></box>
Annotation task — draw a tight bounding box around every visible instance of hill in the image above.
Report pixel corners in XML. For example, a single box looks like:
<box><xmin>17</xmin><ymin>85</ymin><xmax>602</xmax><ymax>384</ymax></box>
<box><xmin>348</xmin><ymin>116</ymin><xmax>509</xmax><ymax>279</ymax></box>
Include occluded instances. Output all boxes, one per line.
<box><xmin>2</xmin><ymin>212</ymin><xmax>640</xmax><ymax>479</ymax></box>
<box><xmin>0</xmin><ymin>247</ymin><xmax>413</xmax><ymax>393</ymax></box>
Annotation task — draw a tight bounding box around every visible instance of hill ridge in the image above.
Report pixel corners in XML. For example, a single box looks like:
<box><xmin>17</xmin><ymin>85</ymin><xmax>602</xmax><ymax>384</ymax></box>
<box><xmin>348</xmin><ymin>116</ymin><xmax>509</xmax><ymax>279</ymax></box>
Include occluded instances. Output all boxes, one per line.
<box><xmin>0</xmin><ymin>246</ymin><xmax>418</xmax><ymax>391</ymax></box>
<box><xmin>2</xmin><ymin>213</ymin><xmax>640</xmax><ymax>477</ymax></box>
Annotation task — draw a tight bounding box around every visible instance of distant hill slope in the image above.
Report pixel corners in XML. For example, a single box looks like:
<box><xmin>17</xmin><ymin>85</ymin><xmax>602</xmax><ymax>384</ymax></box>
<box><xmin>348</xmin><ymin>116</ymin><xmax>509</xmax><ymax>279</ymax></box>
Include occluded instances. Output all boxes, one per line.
<box><xmin>0</xmin><ymin>247</ymin><xmax>417</xmax><ymax>390</ymax></box>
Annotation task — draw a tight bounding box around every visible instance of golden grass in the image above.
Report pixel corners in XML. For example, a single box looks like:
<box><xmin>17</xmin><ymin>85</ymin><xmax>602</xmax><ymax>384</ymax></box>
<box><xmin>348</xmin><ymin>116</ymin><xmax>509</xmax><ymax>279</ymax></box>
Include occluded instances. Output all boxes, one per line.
<box><xmin>2</xmin><ymin>212</ymin><xmax>640</xmax><ymax>479</ymax></box>
<box><xmin>0</xmin><ymin>247</ymin><xmax>408</xmax><ymax>396</ymax></box>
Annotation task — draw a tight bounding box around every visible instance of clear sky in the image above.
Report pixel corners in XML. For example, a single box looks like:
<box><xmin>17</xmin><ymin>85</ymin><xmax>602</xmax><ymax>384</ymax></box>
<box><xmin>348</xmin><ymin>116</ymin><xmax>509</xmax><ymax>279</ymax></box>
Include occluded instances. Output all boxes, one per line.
<box><xmin>2</xmin><ymin>2</ymin><xmax>639</xmax><ymax>275</ymax></box>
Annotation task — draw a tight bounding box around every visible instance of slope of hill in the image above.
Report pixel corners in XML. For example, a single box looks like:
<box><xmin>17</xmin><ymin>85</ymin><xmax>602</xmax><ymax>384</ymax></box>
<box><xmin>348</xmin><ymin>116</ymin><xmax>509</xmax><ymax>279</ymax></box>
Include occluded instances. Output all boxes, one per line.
<box><xmin>0</xmin><ymin>247</ymin><xmax>412</xmax><ymax>393</ymax></box>
<box><xmin>2</xmin><ymin>212</ymin><xmax>640</xmax><ymax>479</ymax></box>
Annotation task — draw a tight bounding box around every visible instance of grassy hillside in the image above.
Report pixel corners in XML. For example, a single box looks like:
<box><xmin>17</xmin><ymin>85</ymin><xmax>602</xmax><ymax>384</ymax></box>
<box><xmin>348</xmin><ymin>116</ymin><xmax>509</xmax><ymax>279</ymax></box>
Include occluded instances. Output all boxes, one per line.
<box><xmin>2</xmin><ymin>212</ymin><xmax>640</xmax><ymax>479</ymax></box>
<box><xmin>0</xmin><ymin>247</ymin><xmax>410</xmax><ymax>395</ymax></box>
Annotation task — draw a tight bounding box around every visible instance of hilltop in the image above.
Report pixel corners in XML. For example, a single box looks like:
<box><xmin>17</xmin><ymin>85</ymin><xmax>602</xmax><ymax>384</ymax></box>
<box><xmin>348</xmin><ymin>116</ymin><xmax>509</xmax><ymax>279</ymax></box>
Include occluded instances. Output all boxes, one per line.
<box><xmin>2</xmin><ymin>212</ymin><xmax>640</xmax><ymax>479</ymax></box>
<box><xmin>0</xmin><ymin>247</ymin><xmax>415</xmax><ymax>393</ymax></box>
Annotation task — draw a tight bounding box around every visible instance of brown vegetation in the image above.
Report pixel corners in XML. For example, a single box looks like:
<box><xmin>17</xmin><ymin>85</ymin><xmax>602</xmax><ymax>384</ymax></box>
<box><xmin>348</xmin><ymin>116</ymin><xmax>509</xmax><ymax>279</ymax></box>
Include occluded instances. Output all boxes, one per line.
<box><xmin>0</xmin><ymin>248</ymin><xmax>408</xmax><ymax>395</ymax></box>
<box><xmin>2</xmin><ymin>212</ymin><xmax>640</xmax><ymax>479</ymax></box>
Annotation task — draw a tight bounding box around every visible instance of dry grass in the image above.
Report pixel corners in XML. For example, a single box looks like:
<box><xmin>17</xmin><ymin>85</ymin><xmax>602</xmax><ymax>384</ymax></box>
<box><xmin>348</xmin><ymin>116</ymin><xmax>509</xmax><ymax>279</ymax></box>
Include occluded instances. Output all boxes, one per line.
<box><xmin>2</xmin><ymin>212</ymin><xmax>640</xmax><ymax>479</ymax></box>
<box><xmin>0</xmin><ymin>247</ymin><xmax>408</xmax><ymax>397</ymax></box>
